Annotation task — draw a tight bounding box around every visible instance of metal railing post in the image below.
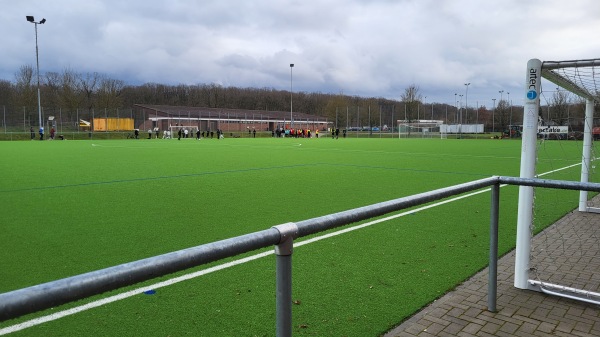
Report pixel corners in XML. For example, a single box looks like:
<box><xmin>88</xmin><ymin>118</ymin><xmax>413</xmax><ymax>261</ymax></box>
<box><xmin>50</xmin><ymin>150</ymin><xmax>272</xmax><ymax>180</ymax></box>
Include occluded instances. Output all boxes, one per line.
<box><xmin>272</xmin><ymin>223</ymin><xmax>298</xmax><ymax>337</ymax></box>
<box><xmin>488</xmin><ymin>182</ymin><xmax>500</xmax><ymax>312</ymax></box>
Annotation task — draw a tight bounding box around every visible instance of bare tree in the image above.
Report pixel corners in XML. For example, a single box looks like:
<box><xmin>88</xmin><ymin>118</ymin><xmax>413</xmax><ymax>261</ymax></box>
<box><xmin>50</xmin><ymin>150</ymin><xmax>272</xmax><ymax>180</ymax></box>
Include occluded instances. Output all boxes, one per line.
<box><xmin>13</xmin><ymin>65</ymin><xmax>36</xmax><ymax>110</ymax></box>
<box><xmin>400</xmin><ymin>84</ymin><xmax>422</xmax><ymax>122</ymax></box>
<box><xmin>58</xmin><ymin>68</ymin><xmax>83</xmax><ymax>114</ymax></box>
<box><xmin>323</xmin><ymin>92</ymin><xmax>349</xmax><ymax>128</ymax></box>
<box><xmin>496</xmin><ymin>99</ymin><xmax>510</xmax><ymax>133</ymax></box>
<box><xmin>0</xmin><ymin>80</ymin><xmax>13</xmax><ymax>105</ymax></box>
<box><xmin>96</xmin><ymin>76</ymin><xmax>125</xmax><ymax>111</ymax></box>
<box><xmin>549</xmin><ymin>89</ymin><xmax>570</xmax><ymax>126</ymax></box>
<box><xmin>81</xmin><ymin>72</ymin><xmax>100</xmax><ymax>113</ymax></box>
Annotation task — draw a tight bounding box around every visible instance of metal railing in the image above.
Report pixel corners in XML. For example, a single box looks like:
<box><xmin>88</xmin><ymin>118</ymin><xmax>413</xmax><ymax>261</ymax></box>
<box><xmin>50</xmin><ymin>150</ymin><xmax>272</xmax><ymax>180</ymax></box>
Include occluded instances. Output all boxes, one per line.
<box><xmin>1</xmin><ymin>176</ymin><xmax>600</xmax><ymax>336</ymax></box>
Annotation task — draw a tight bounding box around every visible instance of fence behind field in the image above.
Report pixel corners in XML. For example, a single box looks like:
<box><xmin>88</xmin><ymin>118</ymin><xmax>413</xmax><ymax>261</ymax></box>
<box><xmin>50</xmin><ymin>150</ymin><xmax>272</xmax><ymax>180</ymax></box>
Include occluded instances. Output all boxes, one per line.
<box><xmin>1</xmin><ymin>176</ymin><xmax>600</xmax><ymax>336</ymax></box>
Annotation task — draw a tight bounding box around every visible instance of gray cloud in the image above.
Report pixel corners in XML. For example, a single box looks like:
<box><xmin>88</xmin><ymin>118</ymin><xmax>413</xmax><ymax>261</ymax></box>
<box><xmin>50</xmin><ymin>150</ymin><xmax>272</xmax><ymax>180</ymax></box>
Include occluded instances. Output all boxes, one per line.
<box><xmin>2</xmin><ymin>0</ymin><xmax>600</xmax><ymax>108</ymax></box>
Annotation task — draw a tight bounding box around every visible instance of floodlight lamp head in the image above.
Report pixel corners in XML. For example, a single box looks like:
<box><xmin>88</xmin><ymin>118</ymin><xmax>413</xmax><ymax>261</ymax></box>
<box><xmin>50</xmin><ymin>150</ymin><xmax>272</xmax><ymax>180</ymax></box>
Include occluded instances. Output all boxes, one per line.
<box><xmin>290</xmin><ymin>64</ymin><xmax>294</xmax><ymax>68</ymax></box>
<box><xmin>26</xmin><ymin>16</ymin><xmax>35</xmax><ymax>22</ymax></box>
<box><xmin>40</xmin><ymin>18</ymin><xmax>46</xmax><ymax>24</ymax></box>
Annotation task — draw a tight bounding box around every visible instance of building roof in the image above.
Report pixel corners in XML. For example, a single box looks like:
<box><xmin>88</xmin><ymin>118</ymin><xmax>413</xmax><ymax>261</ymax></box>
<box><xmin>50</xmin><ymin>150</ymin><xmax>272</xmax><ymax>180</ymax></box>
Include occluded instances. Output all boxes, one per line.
<box><xmin>133</xmin><ymin>104</ymin><xmax>328</xmax><ymax>123</ymax></box>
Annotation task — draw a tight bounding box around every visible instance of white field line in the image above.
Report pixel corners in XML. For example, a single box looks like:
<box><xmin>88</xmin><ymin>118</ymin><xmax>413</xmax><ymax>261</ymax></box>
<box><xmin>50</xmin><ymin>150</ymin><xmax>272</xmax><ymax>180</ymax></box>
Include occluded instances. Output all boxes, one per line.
<box><xmin>0</xmin><ymin>162</ymin><xmax>586</xmax><ymax>335</ymax></box>
<box><xmin>536</xmin><ymin>162</ymin><xmax>582</xmax><ymax>177</ymax></box>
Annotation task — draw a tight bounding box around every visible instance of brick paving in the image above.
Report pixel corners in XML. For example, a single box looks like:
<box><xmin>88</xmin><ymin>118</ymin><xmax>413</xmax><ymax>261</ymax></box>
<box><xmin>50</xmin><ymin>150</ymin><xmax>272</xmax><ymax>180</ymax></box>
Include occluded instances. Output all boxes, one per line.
<box><xmin>384</xmin><ymin>202</ymin><xmax>600</xmax><ymax>337</ymax></box>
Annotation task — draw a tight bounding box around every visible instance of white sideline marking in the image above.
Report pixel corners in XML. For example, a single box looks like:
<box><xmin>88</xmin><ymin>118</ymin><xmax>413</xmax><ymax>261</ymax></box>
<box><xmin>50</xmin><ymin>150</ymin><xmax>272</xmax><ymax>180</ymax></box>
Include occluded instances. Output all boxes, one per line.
<box><xmin>0</xmin><ymin>162</ymin><xmax>586</xmax><ymax>335</ymax></box>
<box><xmin>537</xmin><ymin>162</ymin><xmax>582</xmax><ymax>177</ymax></box>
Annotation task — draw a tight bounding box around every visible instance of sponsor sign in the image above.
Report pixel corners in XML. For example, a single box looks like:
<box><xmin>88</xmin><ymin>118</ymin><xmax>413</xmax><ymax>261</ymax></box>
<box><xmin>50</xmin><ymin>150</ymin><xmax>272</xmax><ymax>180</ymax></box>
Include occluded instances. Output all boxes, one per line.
<box><xmin>538</xmin><ymin>126</ymin><xmax>568</xmax><ymax>134</ymax></box>
<box><xmin>527</xmin><ymin>68</ymin><xmax>539</xmax><ymax>100</ymax></box>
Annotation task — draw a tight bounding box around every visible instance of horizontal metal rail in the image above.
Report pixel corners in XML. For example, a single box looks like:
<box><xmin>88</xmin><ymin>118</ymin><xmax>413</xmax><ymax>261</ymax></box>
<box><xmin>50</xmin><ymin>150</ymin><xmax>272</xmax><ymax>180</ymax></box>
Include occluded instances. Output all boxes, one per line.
<box><xmin>529</xmin><ymin>280</ymin><xmax>600</xmax><ymax>306</ymax></box>
<box><xmin>498</xmin><ymin>176</ymin><xmax>600</xmax><ymax>192</ymax></box>
<box><xmin>2</xmin><ymin>175</ymin><xmax>600</xmax><ymax>331</ymax></box>
<box><xmin>0</xmin><ymin>228</ymin><xmax>282</xmax><ymax>321</ymax></box>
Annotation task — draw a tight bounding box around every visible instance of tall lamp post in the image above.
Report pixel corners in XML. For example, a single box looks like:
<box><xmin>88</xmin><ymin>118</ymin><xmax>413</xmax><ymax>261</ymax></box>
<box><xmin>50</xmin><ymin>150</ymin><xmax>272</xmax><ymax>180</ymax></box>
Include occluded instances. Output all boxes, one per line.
<box><xmin>492</xmin><ymin>98</ymin><xmax>496</xmax><ymax>133</ymax></box>
<box><xmin>289</xmin><ymin>64</ymin><xmax>294</xmax><ymax>129</ymax></box>
<box><xmin>26</xmin><ymin>16</ymin><xmax>46</xmax><ymax>132</ymax></box>
<box><xmin>498</xmin><ymin>90</ymin><xmax>504</xmax><ymax>134</ymax></box>
<box><xmin>454</xmin><ymin>93</ymin><xmax>457</xmax><ymax>123</ymax></box>
<box><xmin>464</xmin><ymin>83</ymin><xmax>470</xmax><ymax>124</ymax></box>
<box><xmin>431</xmin><ymin>101</ymin><xmax>434</xmax><ymax>120</ymax></box>
<box><xmin>459</xmin><ymin>95</ymin><xmax>464</xmax><ymax>123</ymax></box>
<box><xmin>507</xmin><ymin>91</ymin><xmax>512</xmax><ymax>127</ymax></box>
<box><xmin>459</xmin><ymin>94</ymin><xmax>464</xmax><ymax>137</ymax></box>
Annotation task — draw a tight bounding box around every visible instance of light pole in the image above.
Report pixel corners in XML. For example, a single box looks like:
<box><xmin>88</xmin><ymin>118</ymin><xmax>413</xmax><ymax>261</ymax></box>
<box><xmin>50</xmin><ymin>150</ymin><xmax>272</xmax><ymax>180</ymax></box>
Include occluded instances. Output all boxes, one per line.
<box><xmin>464</xmin><ymin>83</ymin><xmax>470</xmax><ymax>124</ymax></box>
<box><xmin>289</xmin><ymin>64</ymin><xmax>294</xmax><ymax>129</ymax></box>
<box><xmin>431</xmin><ymin>102</ymin><xmax>434</xmax><ymax>120</ymax></box>
<box><xmin>459</xmin><ymin>95</ymin><xmax>464</xmax><ymax>123</ymax></box>
<box><xmin>498</xmin><ymin>90</ymin><xmax>504</xmax><ymax>133</ymax></box>
<box><xmin>459</xmin><ymin>94</ymin><xmax>464</xmax><ymax>137</ymax></box>
<box><xmin>553</xmin><ymin>87</ymin><xmax>559</xmax><ymax>124</ymax></box>
<box><xmin>507</xmin><ymin>91</ymin><xmax>511</xmax><ymax>127</ymax></box>
<box><xmin>454</xmin><ymin>93</ymin><xmax>457</xmax><ymax>123</ymax></box>
<box><xmin>26</xmin><ymin>15</ymin><xmax>46</xmax><ymax>132</ymax></box>
<box><xmin>492</xmin><ymin>98</ymin><xmax>496</xmax><ymax>133</ymax></box>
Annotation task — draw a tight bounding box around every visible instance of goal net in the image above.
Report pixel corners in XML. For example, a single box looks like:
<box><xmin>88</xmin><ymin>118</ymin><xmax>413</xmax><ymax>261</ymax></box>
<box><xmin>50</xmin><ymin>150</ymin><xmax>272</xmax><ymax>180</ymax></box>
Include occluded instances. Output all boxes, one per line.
<box><xmin>515</xmin><ymin>58</ymin><xmax>600</xmax><ymax>304</ymax></box>
<box><xmin>397</xmin><ymin>120</ymin><xmax>442</xmax><ymax>138</ymax></box>
<box><xmin>169</xmin><ymin>124</ymin><xmax>200</xmax><ymax>139</ymax></box>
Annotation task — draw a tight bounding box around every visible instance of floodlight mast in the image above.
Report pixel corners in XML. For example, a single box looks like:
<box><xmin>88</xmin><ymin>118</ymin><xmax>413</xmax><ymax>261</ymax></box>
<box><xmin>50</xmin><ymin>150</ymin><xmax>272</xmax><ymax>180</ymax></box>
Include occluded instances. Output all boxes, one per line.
<box><xmin>290</xmin><ymin>64</ymin><xmax>294</xmax><ymax>129</ymax></box>
<box><xmin>464</xmin><ymin>83</ymin><xmax>470</xmax><ymax>124</ymax></box>
<box><xmin>26</xmin><ymin>15</ymin><xmax>46</xmax><ymax>131</ymax></box>
<box><xmin>491</xmin><ymin>98</ymin><xmax>496</xmax><ymax>132</ymax></box>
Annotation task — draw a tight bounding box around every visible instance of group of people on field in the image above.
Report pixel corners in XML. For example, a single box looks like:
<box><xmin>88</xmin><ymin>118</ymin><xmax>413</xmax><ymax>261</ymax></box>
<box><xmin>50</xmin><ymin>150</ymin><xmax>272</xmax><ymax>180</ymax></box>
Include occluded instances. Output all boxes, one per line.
<box><xmin>30</xmin><ymin>126</ymin><xmax>58</xmax><ymax>140</ymax></box>
<box><xmin>275</xmin><ymin>128</ymin><xmax>313</xmax><ymax>138</ymax></box>
<box><xmin>129</xmin><ymin>126</ymin><xmax>349</xmax><ymax>140</ymax></box>
<box><xmin>177</xmin><ymin>128</ymin><xmax>223</xmax><ymax>140</ymax></box>
<box><xmin>131</xmin><ymin>127</ymin><xmax>226</xmax><ymax>140</ymax></box>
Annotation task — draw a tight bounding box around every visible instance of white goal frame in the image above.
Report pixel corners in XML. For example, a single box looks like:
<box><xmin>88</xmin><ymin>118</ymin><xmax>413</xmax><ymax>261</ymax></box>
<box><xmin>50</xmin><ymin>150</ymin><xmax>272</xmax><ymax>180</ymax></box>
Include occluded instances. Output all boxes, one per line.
<box><xmin>515</xmin><ymin>58</ymin><xmax>600</xmax><ymax>300</ymax></box>
<box><xmin>397</xmin><ymin>120</ymin><xmax>443</xmax><ymax>138</ymax></box>
<box><xmin>169</xmin><ymin>123</ymin><xmax>200</xmax><ymax>138</ymax></box>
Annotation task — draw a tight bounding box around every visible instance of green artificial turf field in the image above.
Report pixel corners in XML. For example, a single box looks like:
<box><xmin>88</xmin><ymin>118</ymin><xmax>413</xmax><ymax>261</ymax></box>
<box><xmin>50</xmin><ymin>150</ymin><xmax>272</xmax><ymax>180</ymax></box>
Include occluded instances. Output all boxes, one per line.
<box><xmin>0</xmin><ymin>137</ymin><xmax>592</xmax><ymax>336</ymax></box>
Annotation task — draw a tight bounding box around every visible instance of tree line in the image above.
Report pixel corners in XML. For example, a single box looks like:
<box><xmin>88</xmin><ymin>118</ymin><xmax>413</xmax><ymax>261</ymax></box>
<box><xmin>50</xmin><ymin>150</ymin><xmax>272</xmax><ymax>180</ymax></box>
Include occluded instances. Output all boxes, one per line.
<box><xmin>0</xmin><ymin>65</ymin><xmax>588</xmax><ymax>132</ymax></box>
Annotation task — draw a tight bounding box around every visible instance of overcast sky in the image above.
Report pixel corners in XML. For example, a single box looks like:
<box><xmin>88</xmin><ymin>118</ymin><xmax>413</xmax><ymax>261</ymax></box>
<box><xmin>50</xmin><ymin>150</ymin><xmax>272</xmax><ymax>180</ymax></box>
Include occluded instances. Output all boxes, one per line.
<box><xmin>2</xmin><ymin>0</ymin><xmax>600</xmax><ymax>109</ymax></box>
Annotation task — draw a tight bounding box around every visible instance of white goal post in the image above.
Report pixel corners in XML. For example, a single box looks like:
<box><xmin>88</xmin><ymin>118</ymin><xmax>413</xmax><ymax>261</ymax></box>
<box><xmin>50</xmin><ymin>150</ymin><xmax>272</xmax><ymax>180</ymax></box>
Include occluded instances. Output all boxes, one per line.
<box><xmin>169</xmin><ymin>124</ymin><xmax>199</xmax><ymax>133</ymax></box>
<box><xmin>397</xmin><ymin>120</ymin><xmax>443</xmax><ymax>138</ymax></box>
<box><xmin>515</xmin><ymin>59</ymin><xmax>600</xmax><ymax>299</ymax></box>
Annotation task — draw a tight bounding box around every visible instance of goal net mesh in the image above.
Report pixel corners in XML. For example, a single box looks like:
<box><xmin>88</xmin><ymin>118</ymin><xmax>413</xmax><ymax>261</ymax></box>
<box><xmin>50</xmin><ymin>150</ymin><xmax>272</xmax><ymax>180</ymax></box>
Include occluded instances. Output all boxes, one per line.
<box><xmin>397</xmin><ymin>121</ymin><xmax>441</xmax><ymax>138</ymax></box>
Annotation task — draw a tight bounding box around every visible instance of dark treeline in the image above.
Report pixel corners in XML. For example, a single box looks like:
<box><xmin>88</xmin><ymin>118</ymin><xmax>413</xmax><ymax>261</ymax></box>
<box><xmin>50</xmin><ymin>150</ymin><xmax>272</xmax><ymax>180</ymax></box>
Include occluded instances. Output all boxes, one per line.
<box><xmin>0</xmin><ymin>66</ymin><xmax>434</xmax><ymax>131</ymax></box>
<box><xmin>0</xmin><ymin>66</ymin><xmax>408</xmax><ymax>129</ymax></box>
<box><xmin>0</xmin><ymin>65</ymin><xmax>588</xmax><ymax>132</ymax></box>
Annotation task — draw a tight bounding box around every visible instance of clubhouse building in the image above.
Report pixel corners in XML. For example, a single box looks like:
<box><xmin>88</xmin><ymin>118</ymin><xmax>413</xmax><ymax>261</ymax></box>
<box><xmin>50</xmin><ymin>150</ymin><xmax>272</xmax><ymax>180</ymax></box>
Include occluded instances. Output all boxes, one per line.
<box><xmin>133</xmin><ymin>104</ymin><xmax>330</xmax><ymax>134</ymax></box>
